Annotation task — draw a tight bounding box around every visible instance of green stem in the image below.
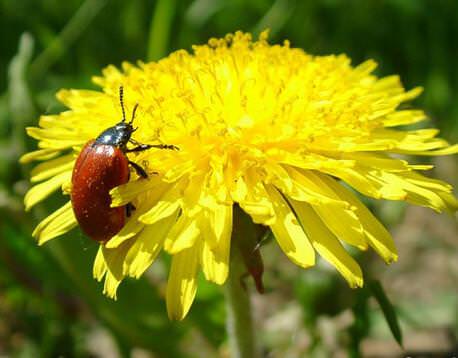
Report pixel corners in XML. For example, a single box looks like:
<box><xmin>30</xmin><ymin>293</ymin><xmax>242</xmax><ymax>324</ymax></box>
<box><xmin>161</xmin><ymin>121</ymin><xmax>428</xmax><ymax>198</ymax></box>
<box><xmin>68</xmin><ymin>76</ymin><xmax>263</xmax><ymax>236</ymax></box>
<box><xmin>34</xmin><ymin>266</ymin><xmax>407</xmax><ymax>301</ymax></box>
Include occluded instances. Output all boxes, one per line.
<box><xmin>224</xmin><ymin>243</ymin><xmax>259</xmax><ymax>358</ymax></box>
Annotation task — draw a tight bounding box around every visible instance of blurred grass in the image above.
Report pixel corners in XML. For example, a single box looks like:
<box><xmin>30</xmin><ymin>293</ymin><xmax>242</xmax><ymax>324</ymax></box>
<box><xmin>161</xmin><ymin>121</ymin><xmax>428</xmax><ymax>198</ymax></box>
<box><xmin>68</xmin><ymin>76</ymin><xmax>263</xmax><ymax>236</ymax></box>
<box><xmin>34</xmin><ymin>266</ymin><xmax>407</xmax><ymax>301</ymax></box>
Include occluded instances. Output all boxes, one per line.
<box><xmin>147</xmin><ymin>0</ymin><xmax>176</xmax><ymax>61</ymax></box>
<box><xmin>0</xmin><ymin>0</ymin><xmax>457</xmax><ymax>356</ymax></box>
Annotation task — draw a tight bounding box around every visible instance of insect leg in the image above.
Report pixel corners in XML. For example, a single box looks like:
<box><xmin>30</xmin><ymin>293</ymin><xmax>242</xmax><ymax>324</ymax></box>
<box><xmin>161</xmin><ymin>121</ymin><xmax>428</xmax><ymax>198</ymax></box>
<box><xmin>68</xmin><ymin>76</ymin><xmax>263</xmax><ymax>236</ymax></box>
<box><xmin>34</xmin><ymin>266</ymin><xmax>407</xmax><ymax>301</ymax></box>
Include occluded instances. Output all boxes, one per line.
<box><xmin>126</xmin><ymin>202</ymin><xmax>136</xmax><ymax>217</ymax></box>
<box><xmin>128</xmin><ymin>160</ymin><xmax>148</xmax><ymax>178</ymax></box>
<box><xmin>127</xmin><ymin>138</ymin><xmax>179</xmax><ymax>152</ymax></box>
<box><xmin>125</xmin><ymin>144</ymin><xmax>152</xmax><ymax>153</ymax></box>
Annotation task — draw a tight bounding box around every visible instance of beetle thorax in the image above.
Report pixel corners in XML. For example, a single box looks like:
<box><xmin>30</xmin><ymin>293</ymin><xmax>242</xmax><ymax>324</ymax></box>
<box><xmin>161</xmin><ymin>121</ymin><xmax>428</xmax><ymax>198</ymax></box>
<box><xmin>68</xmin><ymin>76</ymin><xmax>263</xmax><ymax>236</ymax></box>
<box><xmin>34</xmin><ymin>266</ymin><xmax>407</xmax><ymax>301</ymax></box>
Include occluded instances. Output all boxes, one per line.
<box><xmin>95</xmin><ymin>122</ymin><xmax>134</xmax><ymax>148</ymax></box>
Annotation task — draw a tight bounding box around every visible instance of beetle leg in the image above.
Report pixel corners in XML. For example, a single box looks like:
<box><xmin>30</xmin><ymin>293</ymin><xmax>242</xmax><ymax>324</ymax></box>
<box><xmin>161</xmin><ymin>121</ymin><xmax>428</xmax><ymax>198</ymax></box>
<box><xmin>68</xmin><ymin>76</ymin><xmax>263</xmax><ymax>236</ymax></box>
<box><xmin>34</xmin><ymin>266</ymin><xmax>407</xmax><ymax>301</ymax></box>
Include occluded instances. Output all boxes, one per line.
<box><xmin>128</xmin><ymin>160</ymin><xmax>148</xmax><ymax>178</ymax></box>
<box><xmin>126</xmin><ymin>202</ymin><xmax>136</xmax><ymax>217</ymax></box>
<box><xmin>128</xmin><ymin>138</ymin><xmax>141</xmax><ymax>145</ymax></box>
<box><xmin>126</xmin><ymin>144</ymin><xmax>179</xmax><ymax>152</ymax></box>
<box><xmin>127</xmin><ymin>139</ymin><xmax>179</xmax><ymax>152</ymax></box>
<box><xmin>126</xmin><ymin>142</ymin><xmax>151</xmax><ymax>152</ymax></box>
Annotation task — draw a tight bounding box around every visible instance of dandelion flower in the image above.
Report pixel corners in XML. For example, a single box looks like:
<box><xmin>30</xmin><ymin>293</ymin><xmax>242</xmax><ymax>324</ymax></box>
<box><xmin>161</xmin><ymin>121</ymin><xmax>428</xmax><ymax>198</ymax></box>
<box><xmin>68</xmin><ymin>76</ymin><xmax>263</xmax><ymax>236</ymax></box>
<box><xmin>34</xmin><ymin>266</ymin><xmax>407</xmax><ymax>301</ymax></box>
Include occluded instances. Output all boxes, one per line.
<box><xmin>22</xmin><ymin>31</ymin><xmax>458</xmax><ymax>320</ymax></box>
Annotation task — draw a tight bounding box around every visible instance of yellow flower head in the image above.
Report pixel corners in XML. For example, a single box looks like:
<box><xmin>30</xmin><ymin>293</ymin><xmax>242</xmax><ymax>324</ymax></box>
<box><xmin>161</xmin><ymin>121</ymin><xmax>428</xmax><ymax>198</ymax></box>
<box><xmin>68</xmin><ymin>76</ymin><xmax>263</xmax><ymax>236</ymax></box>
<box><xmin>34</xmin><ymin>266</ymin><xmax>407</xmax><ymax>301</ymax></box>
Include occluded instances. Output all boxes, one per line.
<box><xmin>22</xmin><ymin>31</ymin><xmax>458</xmax><ymax>320</ymax></box>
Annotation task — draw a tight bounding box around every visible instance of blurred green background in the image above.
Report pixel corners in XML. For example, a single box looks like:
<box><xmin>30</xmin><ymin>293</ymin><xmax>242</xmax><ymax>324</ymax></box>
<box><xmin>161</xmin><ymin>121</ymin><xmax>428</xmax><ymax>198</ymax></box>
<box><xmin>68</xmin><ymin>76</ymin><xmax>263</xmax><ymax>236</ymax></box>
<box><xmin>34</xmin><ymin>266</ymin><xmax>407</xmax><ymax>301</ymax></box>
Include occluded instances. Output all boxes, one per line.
<box><xmin>1</xmin><ymin>0</ymin><xmax>457</xmax><ymax>357</ymax></box>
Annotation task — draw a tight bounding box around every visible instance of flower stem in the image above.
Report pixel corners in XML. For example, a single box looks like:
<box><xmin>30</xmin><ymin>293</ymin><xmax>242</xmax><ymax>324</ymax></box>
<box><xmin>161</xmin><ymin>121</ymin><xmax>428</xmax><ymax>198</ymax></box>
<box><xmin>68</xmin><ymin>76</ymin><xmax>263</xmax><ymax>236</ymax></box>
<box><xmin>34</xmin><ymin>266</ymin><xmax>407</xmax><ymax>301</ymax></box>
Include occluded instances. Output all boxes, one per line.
<box><xmin>224</xmin><ymin>243</ymin><xmax>259</xmax><ymax>358</ymax></box>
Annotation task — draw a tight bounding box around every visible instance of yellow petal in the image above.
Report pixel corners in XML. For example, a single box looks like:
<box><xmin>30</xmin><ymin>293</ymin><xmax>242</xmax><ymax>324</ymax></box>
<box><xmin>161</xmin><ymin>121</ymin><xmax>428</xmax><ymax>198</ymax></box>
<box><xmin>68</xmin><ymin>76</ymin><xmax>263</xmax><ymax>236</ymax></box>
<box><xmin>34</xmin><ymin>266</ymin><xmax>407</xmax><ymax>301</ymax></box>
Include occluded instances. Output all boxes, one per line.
<box><xmin>236</xmin><ymin>171</ymin><xmax>275</xmax><ymax>225</ymax></box>
<box><xmin>25</xmin><ymin>126</ymin><xmax>74</xmax><ymax>140</ymax></box>
<box><xmin>374</xmin><ymin>128</ymin><xmax>455</xmax><ymax>154</ymax></box>
<box><xmin>137</xmin><ymin>183</ymin><xmax>183</xmax><ymax>225</ymax></box>
<box><xmin>383</xmin><ymin>110</ymin><xmax>427</xmax><ymax>127</ymax></box>
<box><xmin>379</xmin><ymin>172</ymin><xmax>450</xmax><ymax>212</ymax></box>
<box><xmin>324</xmin><ymin>166</ymin><xmax>406</xmax><ymax>200</ymax></box>
<box><xmin>203</xmin><ymin>199</ymin><xmax>233</xmax><ymax>248</ymax></box>
<box><xmin>93</xmin><ymin>245</ymin><xmax>108</xmax><ymax>281</ymax></box>
<box><xmin>164</xmin><ymin>215</ymin><xmax>200</xmax><ymax>254</ymax></box>
<box><xmin>166</xmin><ymin>245</ymin><xmax>200</xmax><ymax>320</ymax></box>
<box><xmin>396</xmin><ymin>143</ymin><xmax>458</xmax><ymax>156</ymax></box>
<box><xmin>265</xmin><ymin>163</ymin><xmax>293</xmax><ymax>191</ymax></box>
<box><xmin>181</xmin><ymin>175</ymin><xmax>205</xmax><ymax>217</ymax></box>
<box><xmin>304</xmin><ymin>172</ymin><xmax>367</xmax><ymax>249</ymax></box>
<box><xmin>396</xmin><ymin>86</ymin><xmax>423</xmax><ymax>101</ymax></box>
<box><xmin>105</xmin><ymin>205</ymin><xmax>147</xmax><ymax>248</ymax></box>
<box><xmin>290</xmin><ymin>200</ymin><xmax>363</xmax><ymax>288</ymax></box>
<box><xmin>313</xmin><ymin>203</ymin><xmax>367</xmax><ymax>249</ymax></box>
<box><xmin>200</xmin><ymin>240</ymin><xmax>230</xmax><ymax>285</ymax></box>
<box><xmin>341</xmin><ymin>152</ymin><xmax>410</xmax><ymax>172</ymax></box>
<box><xmin>56</xmin><ymin>88</ymin><xmax>109</xmax><ymax>110</ymax></box>
<box><xmin>355</xmin><ymin>59</ymin><xmax>377</xmax><ymax>76</ymax></box>
<box><xmin>198</xmin><ymin>166</ymin><xmax>223</xmax><ymax>210</ymax></box>
<box><xmin>162</xmin><ymin>160</ymin><xmax>196</xmax><ymax>183</ymax></box>
<box><xmin>265</xmin><ymin>185</ymin><xmax>315</xmax><ymax>268</ymax></box>
<box><xmin>92</xmin><ymin>65</ymin><xmax>124</xmax><ymax>88</ymax></box>
<box><xmin>437</xmin><ymin>192</ymin><xmax>458</xmax><ymax>212</ymax></box>
<box><xmin>103</xmin><ymin>271</ymin><xmax>122</xmax><ymax>300</ymax></box>
<box><xmin>139</xmin><ymin>199</ymin><xmax>181</xmax><ymax>225</ymax></box>
<box><xmin>99</xmin><ymin>241</ymin><xmax>136</xmax><ymax>299</ymax></box>
<box><xmin>26</xmin><ymin>127</ymin><xmax>84</xmax><ymax>149</ymax></box>
<box><xmin>282</xmin><ymin>166</ymin><xmax>350</xmax><ymax>207</ymax></box>
<box><xmin>372</xmin><ymin>74</ymin><xmax>402</xmax><ymax>95</ymax></box>
<box><xmin>19</xmin><ymin>148</ymin><xmax>60</xmax><ymax>163</ymax></box>
<box><xmin>101</xmin><ymin>241</ymin><xmax>133</xmax><ymax>281</ymax></box>
<box><xmin>110</xmin><ymin>175</ymin><xmax>165</xmax><ymax>206</ymax></box>
<box><xmin>231</xmin><ymin>175</ymin><xmax>248</xmax><ymax>201</ymax></box>
<box><xmin>403</xmin><ymin>171</ymin><xmax>453</xmax><ymax>192</ymax></box>
<box><xmin>124</xmin><ymin>214</ymin><xmax>177</xmax><ymax>278</ymax></box>
<box><xmin>319</xmin><ymin>175</ymin><xmax>398</xmax><ymax>263</ymax></box>
<box><xmin>24</xmin><ymin>171</ymin><xmax>72</xmax><ymax>211</ymax></box>
<box><xmin>280</xmin><ymin>152</ymin><xmax>355</xmax><ymax>172</ymax></box>
<box><xmin>30</xmin><ymin>154</ymin><xmax>74</xmax><ymax>182</ymax></box>
<box><xmin>200</xmin><ymin>211</ymin><xmax>231</xmax><ymax>284</ymax></box>
<box><xmin>32</xmin><ymin>201</ymin><xmax>77</xmax><ymax>245</ymax></box>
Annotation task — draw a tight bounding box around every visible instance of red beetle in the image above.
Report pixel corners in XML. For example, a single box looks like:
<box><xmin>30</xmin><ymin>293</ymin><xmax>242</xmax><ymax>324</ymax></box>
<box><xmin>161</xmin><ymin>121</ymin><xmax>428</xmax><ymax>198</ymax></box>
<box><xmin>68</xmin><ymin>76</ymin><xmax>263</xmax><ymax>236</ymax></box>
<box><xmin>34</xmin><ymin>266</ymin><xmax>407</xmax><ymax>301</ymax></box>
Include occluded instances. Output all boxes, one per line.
<box><xmin>71</xmin><ymin>87</ymin><xmax>176</xmax><ymax>242</ymax></box>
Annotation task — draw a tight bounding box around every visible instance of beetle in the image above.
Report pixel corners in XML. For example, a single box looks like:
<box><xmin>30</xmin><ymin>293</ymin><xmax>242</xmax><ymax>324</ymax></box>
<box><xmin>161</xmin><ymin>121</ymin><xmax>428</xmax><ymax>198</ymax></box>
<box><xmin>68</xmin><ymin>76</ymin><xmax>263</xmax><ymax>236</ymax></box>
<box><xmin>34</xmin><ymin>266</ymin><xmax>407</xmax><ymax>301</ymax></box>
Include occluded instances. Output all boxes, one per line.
<box><xmin>71</xmin><ymin>86</ymin><xmax>177</xmax><ymax>242</ymax></box>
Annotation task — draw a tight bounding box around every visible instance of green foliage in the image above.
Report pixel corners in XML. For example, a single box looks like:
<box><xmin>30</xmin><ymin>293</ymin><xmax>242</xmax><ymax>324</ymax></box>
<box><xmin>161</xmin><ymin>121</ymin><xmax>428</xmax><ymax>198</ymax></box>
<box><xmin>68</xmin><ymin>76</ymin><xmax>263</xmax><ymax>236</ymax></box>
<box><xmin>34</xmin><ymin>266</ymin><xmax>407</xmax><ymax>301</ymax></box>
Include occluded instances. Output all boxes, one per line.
<box><xmin>368</xmin><ymin>280</ymin><xmax>403</xmax><ymax>347</ymax></box>
<box><xmin>0</xmin><ymin>0</ymin><xmax>457</xmax><ymax>356</ymax></box>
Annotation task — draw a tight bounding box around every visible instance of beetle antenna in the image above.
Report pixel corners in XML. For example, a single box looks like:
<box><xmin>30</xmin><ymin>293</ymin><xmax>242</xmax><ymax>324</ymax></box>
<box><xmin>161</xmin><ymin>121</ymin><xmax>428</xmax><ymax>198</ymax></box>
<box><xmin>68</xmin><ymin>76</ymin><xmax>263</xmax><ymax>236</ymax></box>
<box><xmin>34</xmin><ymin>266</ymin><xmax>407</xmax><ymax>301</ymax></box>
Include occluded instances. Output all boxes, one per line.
<box><xmin>119</xmin><ymin>86</ymin><xmax>127</xmax><ymax>122</ymax></box>
<box><xmin>129</xmin><ymin>103</ymin><xmax>139</xmax><ymax>124</ymax></box>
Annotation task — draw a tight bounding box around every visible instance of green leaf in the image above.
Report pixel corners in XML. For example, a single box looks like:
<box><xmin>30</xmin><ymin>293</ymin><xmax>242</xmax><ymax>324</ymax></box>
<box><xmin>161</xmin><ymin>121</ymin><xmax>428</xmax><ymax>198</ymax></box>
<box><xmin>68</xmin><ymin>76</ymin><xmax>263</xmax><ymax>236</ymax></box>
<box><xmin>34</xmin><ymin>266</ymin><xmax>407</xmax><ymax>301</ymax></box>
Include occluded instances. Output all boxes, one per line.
<box><xmin>368</xmin><ymin>280</ymin><xmax>403</xmax><ymax>347</ymax></box>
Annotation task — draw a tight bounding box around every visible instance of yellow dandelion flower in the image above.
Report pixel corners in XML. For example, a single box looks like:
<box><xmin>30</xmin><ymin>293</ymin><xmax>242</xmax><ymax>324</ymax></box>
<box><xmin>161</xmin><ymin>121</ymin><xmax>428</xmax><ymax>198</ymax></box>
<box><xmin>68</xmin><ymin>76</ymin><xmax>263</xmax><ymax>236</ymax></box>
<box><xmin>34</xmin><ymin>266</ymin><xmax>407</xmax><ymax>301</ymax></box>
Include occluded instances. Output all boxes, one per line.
<box><xmin>22</xmin><ymin>31</ymin><xmax>458</xmax><ymax>320</ymax></box>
